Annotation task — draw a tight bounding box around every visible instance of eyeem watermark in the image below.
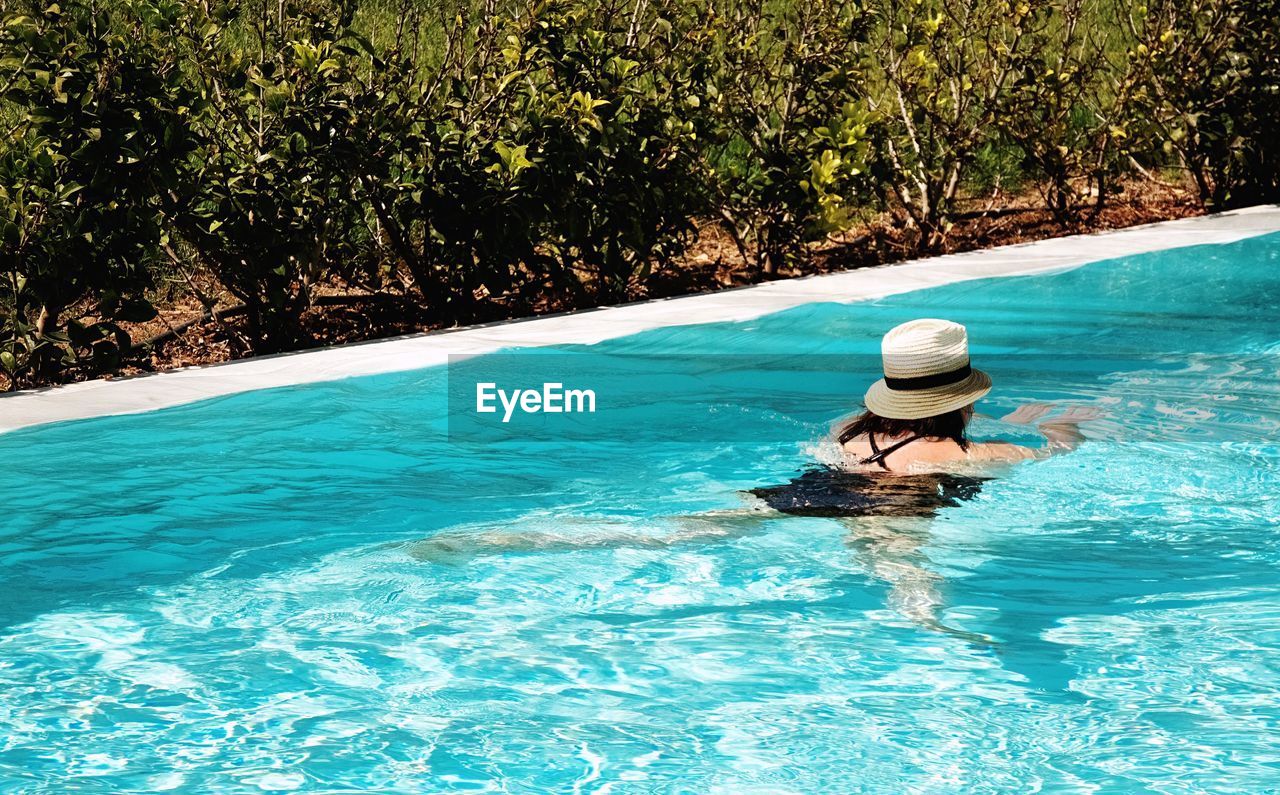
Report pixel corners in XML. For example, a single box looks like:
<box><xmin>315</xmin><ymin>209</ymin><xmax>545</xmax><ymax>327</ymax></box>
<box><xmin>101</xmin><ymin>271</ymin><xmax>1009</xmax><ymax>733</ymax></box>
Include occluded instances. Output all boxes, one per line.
<box><xmin>475</xmin><ymin>382</ymin><xmax>597</xmax><ymax>423</ymax></box>
<box><xmin>449</xmin><ymin>352</ymin><xmax>1241</xmax><ymax>444</ymax></box>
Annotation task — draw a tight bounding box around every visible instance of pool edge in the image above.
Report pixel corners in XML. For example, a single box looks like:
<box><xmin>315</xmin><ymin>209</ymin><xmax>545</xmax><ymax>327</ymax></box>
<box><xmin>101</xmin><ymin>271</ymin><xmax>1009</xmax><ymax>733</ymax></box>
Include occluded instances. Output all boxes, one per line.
<box><xmin>4</xmin><ymin>205</ymin><xmax>1279</xmax><ymax>434</ymax></box>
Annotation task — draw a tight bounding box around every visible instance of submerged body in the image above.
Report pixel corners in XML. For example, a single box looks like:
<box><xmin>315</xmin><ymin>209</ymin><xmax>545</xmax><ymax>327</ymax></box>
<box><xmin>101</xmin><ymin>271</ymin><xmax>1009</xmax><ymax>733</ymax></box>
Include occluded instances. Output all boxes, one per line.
<box><xmin>748</xmin><ymin>467</ymin><xmax>990</xmax><ymax>518</ymax></box>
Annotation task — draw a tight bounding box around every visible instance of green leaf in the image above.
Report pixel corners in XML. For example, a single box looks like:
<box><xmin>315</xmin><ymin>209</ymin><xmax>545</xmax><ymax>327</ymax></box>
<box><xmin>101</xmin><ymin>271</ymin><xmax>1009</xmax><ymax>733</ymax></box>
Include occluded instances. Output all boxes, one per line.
<box><xmin>340</xmin><ymin>31</ymin><xmax>376</xmax><ymax>57</ymax></box>
<box><xmin>115</xmin><ymin>299</ymin><xmax>158</xmax><ymax>323</ymax></box>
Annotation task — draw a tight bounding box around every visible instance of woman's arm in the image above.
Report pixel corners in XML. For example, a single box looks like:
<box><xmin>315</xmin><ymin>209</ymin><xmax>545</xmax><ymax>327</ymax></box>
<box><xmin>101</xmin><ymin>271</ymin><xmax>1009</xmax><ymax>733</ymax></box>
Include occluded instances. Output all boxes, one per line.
<box><xmin>966</xmin><ymin>440</ymin><xmax>1041</xmax><ymax>462</ymax></box>
<box><xmin>970</xmin><ymin>405</ymin><xmax>1102</xmax><ymax>462</ymax></box>
<box><xmin>1035</xmin><ymin>407</ymin><xmax>1101</xmax><ymax>452</ymax></box>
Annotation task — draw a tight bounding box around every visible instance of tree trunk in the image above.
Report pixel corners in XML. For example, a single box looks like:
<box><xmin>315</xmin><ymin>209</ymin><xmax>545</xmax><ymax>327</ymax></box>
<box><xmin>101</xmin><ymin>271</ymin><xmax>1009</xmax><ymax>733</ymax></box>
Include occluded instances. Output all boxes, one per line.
<box><xmin>31</xmin><ymin>303</ymin><xmax>64</xmax><ymax>383</ymax></box>
<box><xmin>35</xmin><ymin>304</ymin><xmax>60</xmax><ymax>338</ymax></box>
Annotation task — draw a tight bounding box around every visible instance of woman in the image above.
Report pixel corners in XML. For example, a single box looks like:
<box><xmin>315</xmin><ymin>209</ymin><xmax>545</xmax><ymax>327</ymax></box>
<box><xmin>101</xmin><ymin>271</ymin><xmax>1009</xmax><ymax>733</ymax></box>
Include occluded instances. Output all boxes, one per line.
<box><xmin>752</xmin><ymin>318</ymin><xmax>1096</xmax><ymax>517</ymax></box>
<box><xmin>837</xmin><ymin>318</ymin><xmax>1092</xmax><ymax>473</ymax></box>
<box><xmin>749</xmin><ymin>318</ymin><xmax>1099</xmax><ymax>638</ymax></box>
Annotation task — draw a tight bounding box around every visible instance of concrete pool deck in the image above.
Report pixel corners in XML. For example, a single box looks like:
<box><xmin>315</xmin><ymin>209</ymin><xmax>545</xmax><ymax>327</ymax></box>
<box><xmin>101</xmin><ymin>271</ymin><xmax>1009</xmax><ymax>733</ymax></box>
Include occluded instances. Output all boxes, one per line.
<box><xmin>3</xmin><ymin>204</ymin><xmax>1279</xmax><ymax>434</ymax></box>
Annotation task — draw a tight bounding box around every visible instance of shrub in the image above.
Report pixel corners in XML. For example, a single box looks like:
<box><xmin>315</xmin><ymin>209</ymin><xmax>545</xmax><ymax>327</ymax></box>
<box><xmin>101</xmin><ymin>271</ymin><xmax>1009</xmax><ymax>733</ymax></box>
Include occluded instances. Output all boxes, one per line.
<box><xmin>865</xmin><ymin>0</ymin><xmax>1032</xmax><ymax>251</ymax></box>
<box><xmin>1129</xmin><ymin>0</ymin><xmax>1280</xmax><ymax>209</ymax></box>
<box><xmin>349</xmin><ymin>3</ymin><xmax>542</xmax><ymax>322</ymax></box>
<box><xmin>996</xmin><ymin>0</ymin><xmax>1135</xmax><ymax>224</ymax></box>
<box><xmin>174</xmin><ymin>0</ymin><xmax>371</xmax><ymax>351</ymax></box>
<box><xmin>704</xmin><ymin>0</ymin><xmax>875</xmax><ymax>273</ymax></box>
<box><xmin>0</xmin><ymin>0</ymin><xmax>195</xmax><ymax>388</ymax></box>
<box><xmin>357</xmin><ymin>0</ymin><xmax>713</xmax><ymax>316</ymax></box>
<box><xmin>513</xmin><ymin>0</ymin><xmax>714</xmax><ymax>300</ymax></box>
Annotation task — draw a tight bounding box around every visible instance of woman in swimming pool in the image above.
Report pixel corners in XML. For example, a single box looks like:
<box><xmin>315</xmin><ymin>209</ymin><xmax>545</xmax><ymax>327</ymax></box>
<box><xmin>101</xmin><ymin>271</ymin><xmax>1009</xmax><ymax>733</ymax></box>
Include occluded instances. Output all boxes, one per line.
<box><xmin>412</xmin><ymin>318</ymin><xmax>1097</xmax><ymax>638</ymax></box>
<box><xmin>751</xmin><ymin>317</ymin><xmax>1096</xmax><ymax>518</ymax></box>
<box><xmin>837</xmin><ymin>317</ymin><xmax>1092</xmax><ymax>473</ymax></box>
<box><xmin>753</xmin><ymin>317</ymin><xmax>1099</xmax><ymax>639</ymax></box>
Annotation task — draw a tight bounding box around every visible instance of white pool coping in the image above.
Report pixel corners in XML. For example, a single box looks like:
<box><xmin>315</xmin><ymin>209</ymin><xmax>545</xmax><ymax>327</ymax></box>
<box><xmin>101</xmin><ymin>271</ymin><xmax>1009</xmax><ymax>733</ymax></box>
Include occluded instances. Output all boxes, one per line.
<box><xmin>3</xmin><ymin>205</ymin><xmax>1279</xmax><ymax>434</ymax></box>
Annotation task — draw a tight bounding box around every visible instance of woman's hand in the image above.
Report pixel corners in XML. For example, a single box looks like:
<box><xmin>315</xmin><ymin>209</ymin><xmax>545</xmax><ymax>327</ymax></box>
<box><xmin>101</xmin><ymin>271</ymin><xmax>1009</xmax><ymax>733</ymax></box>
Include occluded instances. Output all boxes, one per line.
<box><xmin>1001</xmin><ymin>402</ymin><xmax>1055</xmax><ymax>425</ymax></box>
<box><xmin>1037</xmin><ymin>406</ymin><xmax>1104</xmax><ymax>450</ymax></box>
<box><xmin>1040</xmin><ymin>406</ymin><xmax>1104</xmax><ymax>426</ymax></box>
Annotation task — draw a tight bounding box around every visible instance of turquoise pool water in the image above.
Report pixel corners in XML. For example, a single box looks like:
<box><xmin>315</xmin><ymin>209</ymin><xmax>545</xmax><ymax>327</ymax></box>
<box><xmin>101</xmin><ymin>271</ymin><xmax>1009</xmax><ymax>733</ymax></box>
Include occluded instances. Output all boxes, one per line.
<box><xmin>3</xmin><ymin>234</ymin><xmax>1280</xmax><ymax>792</ymax></box>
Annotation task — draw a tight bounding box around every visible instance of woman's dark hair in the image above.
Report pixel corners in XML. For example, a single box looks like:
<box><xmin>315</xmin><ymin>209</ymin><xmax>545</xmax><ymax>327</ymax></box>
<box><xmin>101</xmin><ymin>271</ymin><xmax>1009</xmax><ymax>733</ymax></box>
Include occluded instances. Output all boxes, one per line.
<box><xmin>837</xmin><ymin>408</ymin><xmax>970</xmax><ymax>450</ymax></box>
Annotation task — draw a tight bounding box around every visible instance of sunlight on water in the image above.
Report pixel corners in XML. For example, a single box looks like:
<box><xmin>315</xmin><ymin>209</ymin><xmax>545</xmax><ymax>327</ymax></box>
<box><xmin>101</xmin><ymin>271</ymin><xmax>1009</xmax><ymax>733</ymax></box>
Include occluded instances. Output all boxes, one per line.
<box><xmin>2</xmin><ymin>234</ymin><xmax>1279</xmax><ymax>792</ymax></box>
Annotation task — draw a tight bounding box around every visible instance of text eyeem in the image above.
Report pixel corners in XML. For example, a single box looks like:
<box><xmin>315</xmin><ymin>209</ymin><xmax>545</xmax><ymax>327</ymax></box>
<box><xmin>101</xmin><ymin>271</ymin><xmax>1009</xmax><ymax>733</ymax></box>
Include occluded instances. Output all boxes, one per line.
<box><xmin>475</xmin><ymin>382</ymin><xmax>597</xmax><ymax>423</ymax></box>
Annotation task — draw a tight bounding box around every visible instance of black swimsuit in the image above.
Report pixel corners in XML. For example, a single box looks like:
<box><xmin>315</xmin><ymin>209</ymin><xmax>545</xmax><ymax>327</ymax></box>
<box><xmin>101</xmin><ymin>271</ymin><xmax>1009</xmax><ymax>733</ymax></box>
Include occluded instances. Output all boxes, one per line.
<box><xmin>861</xmin><ymin>433</ymin><xmax>924</xmax><ymax>470</ymax></box>
<box><xmin>746</xmin><ymin>435</ymin><xmax>988</xmax><ymax>518</ymax></box>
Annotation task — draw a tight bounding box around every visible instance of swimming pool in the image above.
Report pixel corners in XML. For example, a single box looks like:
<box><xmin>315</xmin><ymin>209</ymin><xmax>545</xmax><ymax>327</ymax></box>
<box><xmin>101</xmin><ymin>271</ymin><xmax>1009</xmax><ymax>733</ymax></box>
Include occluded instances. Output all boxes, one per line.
<box><xmin>3</xmin><ymin>227</ymin><xmax>1280</xmax><ymax>792</ymax></box>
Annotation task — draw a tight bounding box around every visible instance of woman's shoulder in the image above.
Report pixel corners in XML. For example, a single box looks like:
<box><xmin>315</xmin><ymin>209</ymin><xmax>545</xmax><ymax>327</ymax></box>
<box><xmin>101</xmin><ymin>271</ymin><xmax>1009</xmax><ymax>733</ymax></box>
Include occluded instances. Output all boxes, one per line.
<box><xmin>839</xmin><ymin>434</ymin><xmax>1037</xmax><ymax>472</ymax></box>
<box><xmin>964</xmin><ymin>440</ymin><xmax>1041</xmax><ymax>463</ymax></box>
<box><xmin>839</xmin><ymin>433</ymin><xmax>968</xmax><ymax>469</ymax></box>
<box><xmin>901</xmin><ymin>437</ymin><xmax>973</xmax><ymax>465</ymax></box>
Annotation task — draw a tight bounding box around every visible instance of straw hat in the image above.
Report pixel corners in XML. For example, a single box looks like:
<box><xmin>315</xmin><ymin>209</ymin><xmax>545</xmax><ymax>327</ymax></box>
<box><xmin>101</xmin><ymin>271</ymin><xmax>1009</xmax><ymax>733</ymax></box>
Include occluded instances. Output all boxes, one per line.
<box><xmin>863</xmin><ymin>319</ymin><xmax>991</xmax><ymax>420</ymax></box>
